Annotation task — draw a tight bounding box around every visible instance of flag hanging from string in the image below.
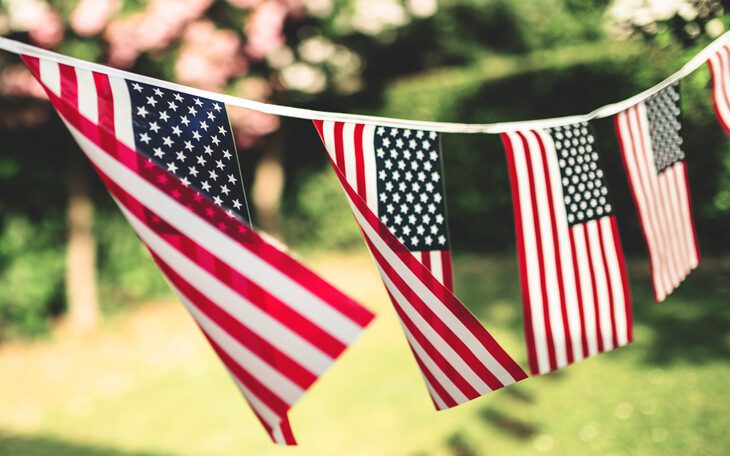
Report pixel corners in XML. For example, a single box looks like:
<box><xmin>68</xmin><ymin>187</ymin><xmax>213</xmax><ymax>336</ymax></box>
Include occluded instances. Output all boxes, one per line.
<box><xmin>501</xmin><ymin>122</ymin><xmax>633</xmax><ymax>376</ymax></box>
<box><xmin>22</xmin><ymin>55</ymin><xmax>374</xmax><ymax>446</ymax></box>
<box><xmin>313</xmin><ymin>120</ymin><xmax>527</xmax><ymax>409</ymax></box>
<box><xmin>615</xmin><ymin>84</ymin><xmax>700</xmax><ymax>302</ymax></box>
<box><xmin>707</xmin><ymin>41</ymin><xmax>730</xmax><ymax>135</ymax></box>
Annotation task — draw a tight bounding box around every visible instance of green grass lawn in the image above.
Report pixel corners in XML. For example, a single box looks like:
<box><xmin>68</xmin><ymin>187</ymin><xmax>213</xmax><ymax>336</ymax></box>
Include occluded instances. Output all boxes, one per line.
<box><xmin>0</xmin><ymin>253</ymin><xmax>728</xmax><ymax>456</ymax></box>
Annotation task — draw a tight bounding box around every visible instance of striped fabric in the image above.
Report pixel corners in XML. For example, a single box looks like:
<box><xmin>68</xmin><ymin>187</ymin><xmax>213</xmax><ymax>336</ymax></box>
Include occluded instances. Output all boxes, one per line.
<box><xmin>615</xmin><ymin>84</ymin><xmax>700</xmax><ymax>302</ymax></box>
<box><xmin>314</xmin><ymin>120</ymin><xmax>527</xmax><ymax>410</ymax></box>
<box><xmin>707</xmin><ymin>41</ymin><xmax>730</xmax><ymax>135</ymax></box>
<box><xmin>501</xmin><ymin>123</ymin><xmax>633</xmax><ymax>376</ymax></box>
<box><xmin>23</xmin><ymin>55</ymin><xmax>374</xmax><ymax>446</ymax></box>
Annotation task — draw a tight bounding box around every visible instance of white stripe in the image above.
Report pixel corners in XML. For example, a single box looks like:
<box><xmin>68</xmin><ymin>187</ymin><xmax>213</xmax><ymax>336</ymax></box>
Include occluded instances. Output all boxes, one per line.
<box><xmin>525</xmin><ymin>131</ymin><xmax>567</xmax><ymax>369</ymax></box>
<box><xmin>74</xmin><ymin>67</ymin><xmax>98</xmax><ymax>124</ymax></box>
<box><xmin>343</xmin><ymin>192</ymin><xmax>517</xmax><ymax>385</ymax></box>
<box><xmin>599</xmin><ymin>217</ymin><xmax>629</xmax><ymax>346</ymax></box>
<box><xmin>507</xmin><ymin>132</ymin><xmax>549</xmax><ymax>374</ymax></box>
<box><xmin>118</xmin><ymin>201</ymin><xmax>333</xmax><ymax>377</ymax></box>
<box><xmin>8</xmin><ymin>32</ymin><xmax>730</xmax><ymax>133</ymax></box>
<box><xmin>229</xmin><ymin>376</ymin><xmax>284</xmax><ymax>433</ymax></box>
<box><xmin>618</xmin><ymin>111</ymin><xmax>669</xmax><ymax>300</ymax></box>
<box><xmin>430</xmin><ymin>251</ymin><xmax>444</xmax><ymax>285</ymax></box>
<box><xmin>586</xmin><ymin>219</ymin><xmax>613</xmax><ymax>351</ymax></box>
<box><xmin>107</xmin><ymin>76</ymin><xmax>135</xmax><ymax>148</ymax></box>
<box><xmin>658</xmin><ymin>169</ymin><xmax>689</xmax><ymax>281</ymax></box>
<box><xmin>676</xmin><ymin>163</ymin><xmax>699</xmax><ymax>269</ymax></box>
<box><xmin>60</xmin><ymin>120</ymin><xmax>363</xmax><ymax>344</ymax></box>
<box><xmin>571</xmin><ymin>224</ymin><xmax>598</xmax><ymax>356</ymax></box>
<box><xmin>538</xmin><ymin>130</ymin><xmax>583</xmax><ymax>363</ymax></box>
<box><xmin>342</xmin><ymin>122</ymin><xmax>358</xmax><ymax>191</ymax></box>
<box><xmin>322</xmin><ymin>121</ymin><xmax>337</xmax><ymax>162</ymax></box>
<box><xmin>422</xmin><ymin>378</ymin><xmax>448</xmax><ymax>410</ymax></box>
<box><xmin>376</xmin><ymin>263</ymin><xmax>491</xmax><ymax>395</ymax></box>
<box><xmin>172</xmin><ymin>285</ymin><xmax>304</xmax><ymax>405</ymax></box>
<box><xmin>39</xmin><ymin>59</ymin><xmax>60</xmax><ymax>96</ymax></box>
<box><xmin>361</xmin><ymin>124</ymin><xmax>378</xmax><ymax>213</ymax></box>
<box><xmin>399</xmin><ymin>323</ymin><xmax>468</xmax><ymax>405</ymax></box>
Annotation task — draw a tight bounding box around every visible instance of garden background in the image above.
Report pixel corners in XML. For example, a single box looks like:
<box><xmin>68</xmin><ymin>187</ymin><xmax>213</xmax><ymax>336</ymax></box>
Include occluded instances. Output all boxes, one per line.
<box><xmin>0</xmin><ymin>0</ymin><xmax>728</xmax><ymax>454</ymax></box>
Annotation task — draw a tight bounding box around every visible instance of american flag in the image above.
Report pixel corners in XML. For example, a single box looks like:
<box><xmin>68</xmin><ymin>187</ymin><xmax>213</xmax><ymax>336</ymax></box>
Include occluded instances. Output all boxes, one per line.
<box><xmin>501</xmin><ymin>122</ymin><xmax>633</xmax><ymax>376</ymax></box>
<box><xmin>707</xmin><ymin>42</ymin><xmax>730</xmax><ymax>135</ymax></box>
<box><xmin>615</xmin><ymin>84</ymin><xmax>700</xmax><ymax>302</ymax></box>
<box><xmin>23</xmin><ymin>55</ymin><xmax>374</xmax><ymax>446</ymax></box>
<box><xmin>314</xmin><ymin>120</ymin><xmax>527</xmax><ymax>409</ymax></box>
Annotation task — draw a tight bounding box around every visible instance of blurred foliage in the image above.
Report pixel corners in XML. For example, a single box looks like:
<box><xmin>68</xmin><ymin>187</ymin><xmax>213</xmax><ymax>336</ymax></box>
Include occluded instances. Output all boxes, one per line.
<box><xmin>0</xmin><ymin>0</ymin><xmax>729</xmax><ymax>337</ymax></box>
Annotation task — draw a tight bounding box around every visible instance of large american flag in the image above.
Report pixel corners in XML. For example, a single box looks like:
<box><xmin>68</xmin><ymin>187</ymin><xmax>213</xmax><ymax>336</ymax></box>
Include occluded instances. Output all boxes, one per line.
<box><xmin>314</xmin><ymin>120</ymin><xmax>527</xmax><ymax>409</ymax></box>
<box><xmin>615</xmin><ymin>84</ymin><xmax>700</xmax><ymax>302</ymax></box>
<box><xmin>22</xmin><ymin>55</ymin><xmax>374</xmax><ymax>446</ymax></box>
<box><xmin>501</xmin><ymin>122</ymin><xmax>633</xmax><ymax>376</ymax></box>
<box><xmin>707</xmin><ymin>42</ymin><xmax>730</xmax><ymax>135</ymax></box>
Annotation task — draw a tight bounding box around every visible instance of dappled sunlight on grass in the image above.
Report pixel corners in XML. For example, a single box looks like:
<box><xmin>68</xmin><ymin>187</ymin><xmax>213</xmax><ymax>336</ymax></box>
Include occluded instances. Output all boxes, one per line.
<box><xmin>0</xmin><ymin>253</ymin><xmax>728</xmax><ymax>455</ymax></box>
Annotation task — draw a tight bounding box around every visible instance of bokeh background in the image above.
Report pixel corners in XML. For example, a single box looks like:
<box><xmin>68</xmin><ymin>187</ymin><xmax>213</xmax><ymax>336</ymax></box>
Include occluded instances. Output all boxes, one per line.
<box><xmin>0</xmin><ymin>0</ymin><xmax>729</xmax><ymax>454</ymax></box>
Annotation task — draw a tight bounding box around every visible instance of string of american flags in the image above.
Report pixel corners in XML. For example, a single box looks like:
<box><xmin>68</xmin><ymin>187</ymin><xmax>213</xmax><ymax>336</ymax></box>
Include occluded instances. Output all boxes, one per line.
<box><xmin>1</xmin><ymin>33</ymin><xmax>730</xmax><ymax>445</ymax></box>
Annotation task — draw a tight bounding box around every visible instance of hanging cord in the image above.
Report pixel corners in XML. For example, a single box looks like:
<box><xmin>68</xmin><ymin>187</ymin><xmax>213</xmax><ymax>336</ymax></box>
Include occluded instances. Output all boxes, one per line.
<box><xmin>0</xmin><ymin>32</ymin><xmax>728</xmax><ymax>134</ymax></box>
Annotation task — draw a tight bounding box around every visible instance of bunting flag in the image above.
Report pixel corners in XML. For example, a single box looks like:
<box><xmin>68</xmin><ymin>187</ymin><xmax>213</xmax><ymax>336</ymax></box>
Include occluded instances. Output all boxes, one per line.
<box><xmin>501</xmin><ymin>122</ymin><xmax>633</xmax><ymax>376</ymax></box>
<box><xmin>313</xmin><ymin>120</ymin><xmax>527</xmax><ymax>409</ymax></box>
<box><xmin>615</xmin><ymin>84</ymin><xmax>700</xmax><ymax>302</ymax></box>
<box><xmin>707</xmin><ymin>41</ymin><xmax>730</xmax><ymax>135</ymax></box>
<box><xmin>22</xmin><ymin>55</ymin><xmax>374</xmax><ymax>446</ymax></box>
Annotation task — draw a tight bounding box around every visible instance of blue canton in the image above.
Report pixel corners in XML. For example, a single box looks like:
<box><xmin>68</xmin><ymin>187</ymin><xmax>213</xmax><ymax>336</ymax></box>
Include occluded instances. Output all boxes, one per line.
<box><xmin>126</xmin><ymin>80</ymin><xmax>250</xmax><ymax>223</ymax></box>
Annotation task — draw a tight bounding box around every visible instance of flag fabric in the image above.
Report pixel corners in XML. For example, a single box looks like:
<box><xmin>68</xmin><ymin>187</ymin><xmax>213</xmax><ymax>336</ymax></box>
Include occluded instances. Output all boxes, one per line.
<box><xmin>707</xmin><ymin>41</ymin><xmax>730</xmax><ymax>135</ymax></box>
<box><xmin>22</xmin><ymin>55</ymin><xmax>374</xmax><ymax>446</ymax></box>
<box><xmin>313</xmin><ymin>120</ymin><xmax>527</xmax><ymax>410</ymax></box>
<box><xmin>501</xmin><ymin>122</ymin><xmax>633</xmax><ymax>376</ymax></box>
<box><xmin>615</xmin><ymin>84</ymin><xmax>700</xmax><ymax>302</ymax></box>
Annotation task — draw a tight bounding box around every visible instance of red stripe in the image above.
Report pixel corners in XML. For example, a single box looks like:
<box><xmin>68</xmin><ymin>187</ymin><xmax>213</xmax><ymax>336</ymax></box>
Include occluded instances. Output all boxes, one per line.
<box><xmin>596</xmin><ymin>220</ymin><xmax>618</xmax><ymax>349</ymax></box>
<box><xmin>420</xmin><ymin>251</ymin><xmax>431</xmax><ymax>271</ymax></box>
<box><xmin>662</xmin><ymin>168</ymin><xmax>691</xmax><ymax>277</ymax></box>
<box><xmin>441</xmin><ymin>251</ymin><xmax>454</xmax><ymax>293</ymax></box>
<box><xmin>708</xmin><ymin>53</ymin><xmax>730</xmax><ymax>135</ymax></box>
<box><xmin>501</xmin><ymin>133</ymin><xmax>539</xmax><ymax>375</ymax></box>
<box><xmin>353</xmin><ymin>123</ymin><xmax>367</xmax><ymax>200</ymax></box>
<box><xmin>533</xmin><ymin>131</ymin><xmax>573</xmax><ymax>365</ymax></box>
<box><xmin>20</xmin><ymin>55</ymin><xmax>40</xmax><ymax>78</ymax></box>
<box><xmin>610</xmin><ymin>217</ymin><xmax>633</xmax><ymax>342</ymax></box>
<box><xmin>312</xmin><ymin>119</ymin><xmax>324</xmax><ymax>140</ymax></box>
<box><xmin>333</xmin><ymin>122</ymin><xmax>345</xmax><ymax>169</ymax></box>
<box><xmin>401</xmin><ymin>332</ymin><xmax>458</xmax><ymax>409</ymax></box>
<box><xmin>582</xmin><ymin>224</ymin><xmax>604</xmax><ymax>353</ymax></box>
<box><xmin>58</xmin><ymin>64</ymin><xmax>78</xmax><ymax>109</ymax></box>
<box><xmin>680</xmin><ymin>163</ymin><xmax>701</xmax><ymax>264</ymax></box>
<box><xmin>517</xmin><ymin>131</ymin><xmax>557</xmax><ymax>372</ymax></box>
<box><xmin>567</xmin><ymin>228</ymin><xmax>589</xmax><ymax>358</ymax></box>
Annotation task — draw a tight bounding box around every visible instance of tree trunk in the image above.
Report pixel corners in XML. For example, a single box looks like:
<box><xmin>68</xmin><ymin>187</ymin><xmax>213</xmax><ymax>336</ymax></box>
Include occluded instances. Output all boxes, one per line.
<box><xmin>251</xmin><ymin>131</ymin><xmax>285</xmax><ymax>234</ymax></box>
<box><xmin>64</xmin><ymin>151</ymin><xmax>99</xmax><ymax>331</ymax></box>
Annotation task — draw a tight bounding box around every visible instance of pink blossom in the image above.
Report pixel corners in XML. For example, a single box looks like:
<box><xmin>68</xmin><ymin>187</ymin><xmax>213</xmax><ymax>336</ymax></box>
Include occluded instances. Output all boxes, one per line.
<box><xmin>244</xmin><ymin>1</ymin><xmax>288</xmax><ymax>60</ymax></box>
<box><xmin>28</xmin><ymin>9</ymin><xmax>64</xmax><ymax>49</ymax></box>
<box><xmin>228</xmin><ymin>106</ymin><xmax>280</xmax><ymax>148</ymax></box>
<box><xmin>1</xmin><ymin>65</ymin><xmax>47</xmax><ymax>99</ymax></box>
<box><xmin>71</xmin><ymin>0</ymin><xmax>121</xmax><ymax>36</ymax></box>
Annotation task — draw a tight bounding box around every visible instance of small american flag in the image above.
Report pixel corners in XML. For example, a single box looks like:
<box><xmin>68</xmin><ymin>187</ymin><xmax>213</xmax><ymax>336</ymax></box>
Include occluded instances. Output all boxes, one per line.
<box><xmin>501</xmin><ymin>122</ymin><xmax>633</xmax><ymax>376</ymax></box>
<box><xmin>615</xmin><ymin>84</ymin><xmax>700</xmax><ymax>302</ymax></box>
<box><xmin>23</xmin><ymin>55</ymin><xmax>374</xmax><ymax>446</ymax></box>
<box><xmin>707</xmin><ymin>42</ymin><xmax>730</xmax><ymax>135</ymax></box>
<box><xmin>314</xmin><ymin>120</ymin><xmax>527</xmax><ymax>409</ymax></box>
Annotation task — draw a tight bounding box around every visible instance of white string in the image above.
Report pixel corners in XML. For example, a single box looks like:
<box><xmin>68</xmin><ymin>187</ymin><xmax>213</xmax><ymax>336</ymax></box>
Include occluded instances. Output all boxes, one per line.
<box><xmin>0</xmin><ymin>33</ymin><xmax>729</xmax><ymax>134</ymax></box>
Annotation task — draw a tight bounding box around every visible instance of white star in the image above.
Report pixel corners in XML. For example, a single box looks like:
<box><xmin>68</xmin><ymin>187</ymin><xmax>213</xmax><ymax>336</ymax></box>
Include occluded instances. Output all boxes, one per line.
<box><xmin>425</xmin><ymin>236</ymin><xmax>433</xmax><ymax>245</ymax></box>
<box><xmin>136</xmin><ymin>106</ymin><xmax>148</xmax><ymax>117</ymax></box>
<box><xmin>213</xmin><ymin>195</ymin><xmax>223</xmax><ymax>206</ymax></box>
<box><xmin>429</xmin><ymin>131</ymin><xmax>437</xmax><ymax>139</ymax></box>
<box><xmin>139</xmin><ymin>132</ymin><xmax>151</xmax><ymax>143</ymax></box>
<box><xmin>390</xmin><ymin>128</ymin><xmax>398</xmax><ymax>136</ymax></box>
<box><xmin>201</xmin><ymin>181</ymin><xmax>211</xmax><ymax>191</ymax></box>
<box><xmin>159</xmin><ymin>111</ymin><xmax>170</xmax><ymax>122</ymax></box>
<box><xmin>204</xmin><ymin>145</ymin><xmax>213</xmax><ymax>155</ymax></box>
<box><xmin>209</xmin><ymin>169</ymin><xmax>218</xmax><ymax>180</ymax></box>
<box><xmin>396</xmin><ymin>138</ymin><xmax>404</xmax><ymax>148</ymax></box>
<box><xmin>184</xmin><ymin>140</ymin><xmax>193</xmax><ymax>151</ymax></box>
<box><xmin>181</xmin><ymin>177</ymin><xmax>190</xmax><ymax>186</ymax></box>
<box><xmin>176</xmin><ymin>151</ymin><xmax>186</xmax><ymax>161</ymax></box>
<box><xmin>153</xmin><ymin>147</ymin><xmax>164</xmax><ymax>158</ymax></box>
<box><xmin>199</xmin><ymin>120</ymin><xmax>209</xmax><ymax>131</ymax></box>
<box><xmin>422</xmin><ymin>140</ymin><xmax>431</xmax><ymax>150</ymax></box>
<box><xmin>196</xmin><ymin>155</ymin><xmax>206</xmax><ymax>166</ymax></box>
<box><xmin>220</xmin><ymin>185</ymin><xmax>230</xmax><ymax>195</ymax></box>
<box><xmin>222</xmin><ymin>150</ymin><xmax>232</xmax><ymax>160</ymax></box>
<box><xmin>232</xmin><ymin>199</ymin><xmax>242</xmax><ymax>210</ymax></box>
<box><xmin>146</xmin><ymin>96</ymin><xmax>157</xmax><ymax>106</ymax></box>
<box><xmin>213</xmin><ymin>103</ymin><xmax>222</xmax><ymax>112</ymax></box>
<box><xmin>411</xmin><ymin>236</ymin><xmax>419</xmax><ymax>245</ymax></box>
<box><xmin>188</xmin><ymin>105</ymin><xmax>198</xmax><ymax>115</ymax></box>
<box><xmin>211</xmin><ymin>136</ymin><xmax>221</xmax><ymax>146</ymax></box>
<box><xmin>227</xmin><ymin>174</ymin><xmax>237</xmax><ymax>184</ymax></box>
<box><xmin>438</xmin><ymin>235</ymin><xmax>446</xmax><ymax>245</ymax></box>
<box><xmin>171</xmin><ymin>125</ymin><xmax>182</xmax><ymax>136</ymax></box>
<box><xmin>180</xmin><ymin>116</ymin><xmax>190</xmax><ymax>126</ymax></box>
<box><xmin>192</xmin><ymin>131</ymin><xmax>202</xmax><ymax>141</ymax></box>
<box><xmin>166</xmin><ymin>162</ymin><xmax>178</xmax><ymax>173</ymax></box>
<box><xmin>377</xmin><ymin>126</ymin><xmax>386</xmax><ymax>136</ymax></box>
<box><xmin>218</xmin><ymin>125</ymin><xmax>226</xmax><ymax>135</ymax></box>
<box><xmin>149</xmin><ymin>121</ymin><xmax>160</xmax><ymax>133</ymax></box>
<box><xmin>194</xmin><ymin>98</ymin><xmax>203</xmax><ymax>106</ymax></box>
<box><xmin>174</xmin><ymin>93</ymin><xmax>183</xmax><ymax>102</ymax></box>
<box><xmin>394</xmin><ymin>214</ymin><xmax>402</xmax><ymax>224</ymax></box>
<box><xmin>416</xmin><ymin>130</ymin><xmax>424</xmax><ymax>138</ymax></box>
<box><xmin>188</xmin><ymin>166</ymin><xmax>198</xmax><ymax>177</ymax></box>
<box><xmin>168</xmin><ymin>101</ymin><xmax>178</xmax><ymax>111</ymax></box>
<box><xmin>403</xmin><ymin>129</ymin><xmax>412</xmax><ymax>137</ymax></box>
<box><xmin>162</xmin><ymin>136</ymin><xmax>173</xmax><ymax>147</ymax></box>
<box><xmin>216</xmin><ymin>160</ymin><xmax>224</xmax><ymax>170</ymax></box>
<box><xmin>207</xmin><ymin>111</ymin><xmax>215</xmax><ymax>121</ymax></box>
<box><xmin>132</xmin><ymin>83</ymin><xmax>143</xmax><ymax>92</ymax></box>
<box><xmin>153</xmin><ymin>88</ymin><xmax>163</xmax><ymax>97</ymax></box>
<box><xmin>431</xmin><ymin>172</ymin><xmax>440</xmax><ymax>182</ymax></box>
